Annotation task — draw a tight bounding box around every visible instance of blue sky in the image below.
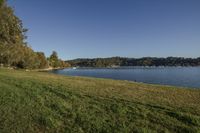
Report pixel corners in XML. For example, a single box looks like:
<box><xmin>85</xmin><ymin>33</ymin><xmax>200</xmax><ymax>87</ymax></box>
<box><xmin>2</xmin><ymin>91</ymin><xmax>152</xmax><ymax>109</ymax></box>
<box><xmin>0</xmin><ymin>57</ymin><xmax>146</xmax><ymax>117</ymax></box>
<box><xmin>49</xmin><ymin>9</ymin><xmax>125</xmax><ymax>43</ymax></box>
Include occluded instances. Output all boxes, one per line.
<box><xmin>9</xmin><ymin>0</ymin><xmax>200</xmax><ymax>60</ymax></box>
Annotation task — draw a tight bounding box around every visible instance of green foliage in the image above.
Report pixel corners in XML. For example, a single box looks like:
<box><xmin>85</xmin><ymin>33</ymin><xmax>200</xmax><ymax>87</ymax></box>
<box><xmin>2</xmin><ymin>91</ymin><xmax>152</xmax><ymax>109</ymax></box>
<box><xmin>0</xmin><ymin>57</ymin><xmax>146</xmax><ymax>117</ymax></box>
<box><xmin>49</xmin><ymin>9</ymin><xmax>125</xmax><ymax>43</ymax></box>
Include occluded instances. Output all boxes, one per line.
<box><xmin>15</xmin><ymin>46</ymin><xmax>38</xmax><ymax>69</ymax></box>
<box><xmin>0</xmin><ymin>1</ymin><xmax>69</xmax><ymax>69</ymax></box>
<box><xmin>36</xmin><ymin>52</ymin><xmax>48</xmax><ymax>69</ymax></box>
<box><xmin>67</xmin><ymin>57</ymin><xmax>200</xmax><ymax>67</ymax></box>
<box><xmin>0</xmin><ymin>69</ymin><xmax>200</xmax><ymax>132</ymax></box>
<box><xmin>49</xmin><ymin>51</ymin><xmax>59</xmax><ymax>67</ymax></box>
<box><xmin>0</xmin><ymin>1</ymin><xmax>26</xmax><ymax>45</ymax></box>
<box><xmin>48</xmin><ymin>51</ymin><xmax>69</xmax><ymax>68</ymax></box>
<box><xmin>0</xmin><ymin>0</ymin><xmax>4</xmax><ymax>6</ymax></box>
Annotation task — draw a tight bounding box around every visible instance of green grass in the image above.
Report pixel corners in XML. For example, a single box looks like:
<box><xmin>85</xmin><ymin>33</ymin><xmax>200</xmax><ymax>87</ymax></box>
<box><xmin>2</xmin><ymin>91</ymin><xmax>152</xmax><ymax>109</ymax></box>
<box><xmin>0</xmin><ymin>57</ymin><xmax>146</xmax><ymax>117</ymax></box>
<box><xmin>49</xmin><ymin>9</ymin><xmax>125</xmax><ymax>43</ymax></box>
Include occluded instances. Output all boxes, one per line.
<box><xmin>0</xmin><ymin>68</ymin><xmax>200</xmax><ymax>133</ymax></box>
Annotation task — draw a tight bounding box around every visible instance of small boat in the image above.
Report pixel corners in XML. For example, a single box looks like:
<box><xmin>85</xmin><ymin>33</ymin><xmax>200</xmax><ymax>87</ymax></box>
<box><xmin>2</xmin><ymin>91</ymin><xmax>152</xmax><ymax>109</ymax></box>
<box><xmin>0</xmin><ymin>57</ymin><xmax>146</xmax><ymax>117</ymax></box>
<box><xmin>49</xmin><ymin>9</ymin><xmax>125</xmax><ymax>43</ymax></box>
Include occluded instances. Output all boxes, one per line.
<box><xmin>72</xmin><ymin>67</ymin><xmax>77</xmax><ymax>69</ymax></box>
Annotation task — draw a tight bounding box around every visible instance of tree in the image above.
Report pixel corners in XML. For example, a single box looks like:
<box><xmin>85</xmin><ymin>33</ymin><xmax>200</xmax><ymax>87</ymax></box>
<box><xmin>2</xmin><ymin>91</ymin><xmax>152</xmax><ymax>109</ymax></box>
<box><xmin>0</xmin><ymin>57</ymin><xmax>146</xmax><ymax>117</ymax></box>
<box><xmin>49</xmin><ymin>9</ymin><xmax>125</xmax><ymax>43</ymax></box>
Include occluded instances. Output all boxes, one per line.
<box><xmin>36</xmin><ymin>52</ymin><xmax>48</xmax><ymax>69</ymax></box>
<box><xmin>15</xmin><ymin>46</ymin><xmax>37</xmax><ymax>69</ymax></box>
<box><xmin>0</xmin><ymin>0</ymin><xmax>30</xmax><ymax>67</ymax></box>
<box><xmin>67</xmin><ymin>57</ymin><xmax>200</xmax><ymax>67</ymax></box>
<box><xmin>49</xmin><ymin>51</ymin><xmax>59</xmax><ymax>68</ymax></box>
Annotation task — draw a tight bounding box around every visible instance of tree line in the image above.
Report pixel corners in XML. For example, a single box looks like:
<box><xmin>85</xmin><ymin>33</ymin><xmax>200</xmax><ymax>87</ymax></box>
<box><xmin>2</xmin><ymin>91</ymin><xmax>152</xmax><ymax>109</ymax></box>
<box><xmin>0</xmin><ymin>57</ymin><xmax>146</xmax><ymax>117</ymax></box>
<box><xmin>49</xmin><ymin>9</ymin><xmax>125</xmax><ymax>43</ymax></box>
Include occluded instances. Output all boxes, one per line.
<box><xmin>67</xmin><ymin>57</ymin><xmax>200</xmax><ymax>67</ymax></box>
<box><xmin>0</xmin><ymin>0</ymin><xmax>70</xmax><ymax>69</ymax></box>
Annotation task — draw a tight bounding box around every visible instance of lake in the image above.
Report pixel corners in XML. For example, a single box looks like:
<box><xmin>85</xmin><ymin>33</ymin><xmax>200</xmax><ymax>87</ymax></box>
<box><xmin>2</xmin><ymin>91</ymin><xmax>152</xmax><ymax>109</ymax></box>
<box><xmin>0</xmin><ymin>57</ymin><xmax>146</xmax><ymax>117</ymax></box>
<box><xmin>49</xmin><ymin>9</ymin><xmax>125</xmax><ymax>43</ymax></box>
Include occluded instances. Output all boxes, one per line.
<box><xmin>50</xmin><ymin>67</ymin><xmax>200</xmax><ymax>88</ymax></box>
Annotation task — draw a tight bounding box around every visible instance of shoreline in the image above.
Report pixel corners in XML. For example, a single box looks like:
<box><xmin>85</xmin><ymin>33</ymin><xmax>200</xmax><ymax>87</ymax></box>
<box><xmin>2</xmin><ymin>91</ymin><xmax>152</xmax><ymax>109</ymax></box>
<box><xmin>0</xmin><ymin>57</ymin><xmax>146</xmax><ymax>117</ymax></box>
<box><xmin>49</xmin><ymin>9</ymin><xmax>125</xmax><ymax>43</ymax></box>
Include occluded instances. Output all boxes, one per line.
<box><xmin>60</xmin><ymin>66</ymin><xmax>200</xmax><ymax>69</ymax></box>
<box><xmin>0</xmin><ymin>67</ymin><xmax>66</xmax><ymax>72</ymax></box>
<box><xmin>33</xmin><ymin>67</ymin><xmax>66</xmax><ymax>72</ymax></box>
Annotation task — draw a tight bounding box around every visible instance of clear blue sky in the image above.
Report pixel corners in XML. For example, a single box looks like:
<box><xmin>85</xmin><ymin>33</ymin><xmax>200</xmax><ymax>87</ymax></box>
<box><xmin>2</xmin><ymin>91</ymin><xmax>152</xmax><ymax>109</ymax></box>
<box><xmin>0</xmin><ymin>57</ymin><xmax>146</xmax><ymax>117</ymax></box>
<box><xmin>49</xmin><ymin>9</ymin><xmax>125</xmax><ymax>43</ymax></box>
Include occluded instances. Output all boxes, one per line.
<box><xmin>9</xmin><ymin>0</ymin><xmax>200</xmax><ymax>60</ymax></box>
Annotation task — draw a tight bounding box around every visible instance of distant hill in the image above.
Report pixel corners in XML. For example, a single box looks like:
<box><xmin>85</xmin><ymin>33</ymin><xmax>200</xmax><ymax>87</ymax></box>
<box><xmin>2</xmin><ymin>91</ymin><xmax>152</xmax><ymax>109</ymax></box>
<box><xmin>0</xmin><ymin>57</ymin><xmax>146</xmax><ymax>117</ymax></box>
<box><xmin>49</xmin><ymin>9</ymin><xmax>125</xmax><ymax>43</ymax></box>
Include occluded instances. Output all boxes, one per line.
<box><xmin>66</xmin><ymin>57</ymin><xmax>200</xmax><ymax>67</ymax></box>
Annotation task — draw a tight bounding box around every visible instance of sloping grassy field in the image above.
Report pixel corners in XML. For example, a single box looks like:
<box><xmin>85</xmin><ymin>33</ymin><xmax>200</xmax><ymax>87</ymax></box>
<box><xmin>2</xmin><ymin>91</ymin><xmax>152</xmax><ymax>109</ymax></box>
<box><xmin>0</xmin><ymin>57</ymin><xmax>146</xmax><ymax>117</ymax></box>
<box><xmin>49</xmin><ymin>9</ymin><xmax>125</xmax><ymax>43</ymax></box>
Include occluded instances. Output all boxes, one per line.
<box><xmin>0</xmin><ymin>68</ymin><xmax>200</xmax><ymax>133</ymax></box>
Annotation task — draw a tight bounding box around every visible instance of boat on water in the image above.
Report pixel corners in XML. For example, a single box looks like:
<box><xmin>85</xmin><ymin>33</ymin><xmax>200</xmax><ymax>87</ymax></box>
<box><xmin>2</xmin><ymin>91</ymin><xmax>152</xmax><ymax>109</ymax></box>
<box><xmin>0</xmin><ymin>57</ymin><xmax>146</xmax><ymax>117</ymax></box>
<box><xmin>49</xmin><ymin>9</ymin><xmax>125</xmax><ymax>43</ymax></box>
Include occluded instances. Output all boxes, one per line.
<box><xmin>72</xmin><ymin>67</ymin><xmax>77</xmax><ymax>69</ymax></box>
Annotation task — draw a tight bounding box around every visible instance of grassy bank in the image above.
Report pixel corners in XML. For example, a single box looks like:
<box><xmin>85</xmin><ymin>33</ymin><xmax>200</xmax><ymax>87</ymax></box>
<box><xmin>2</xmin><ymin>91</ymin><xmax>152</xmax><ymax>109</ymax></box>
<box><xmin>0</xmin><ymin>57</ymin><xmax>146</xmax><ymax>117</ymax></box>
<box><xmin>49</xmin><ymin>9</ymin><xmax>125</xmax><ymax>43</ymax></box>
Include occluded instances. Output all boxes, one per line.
<box><xmin>0</xmin><ymin>69</ymin><xmax>200</xmax><ymax>132</ymax></box>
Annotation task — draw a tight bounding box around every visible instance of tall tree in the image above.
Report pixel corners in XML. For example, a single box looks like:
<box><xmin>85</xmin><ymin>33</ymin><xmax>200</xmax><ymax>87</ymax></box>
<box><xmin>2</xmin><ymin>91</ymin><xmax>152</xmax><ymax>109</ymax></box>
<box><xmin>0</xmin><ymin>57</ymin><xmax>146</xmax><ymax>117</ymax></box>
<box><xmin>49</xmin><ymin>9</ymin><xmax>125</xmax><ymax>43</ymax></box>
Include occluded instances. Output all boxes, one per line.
<box><xmin>49</xmin><ymin>51</ymin><xmax>59</xmax><ymax>68</ymax></box>
<box><xmin>0</xmin><ymin>0</ymin><xmax>28</xmax><ymax>67</ymax></box>
<box><xmin>0</xmin><ymin>0</ymin><xmax>50</xmax><ymax>69</ymax></box>
<box><xmin>36</xmin><ymin>52</ymin><xmax>48</xmax><ymax>69</ymax></box>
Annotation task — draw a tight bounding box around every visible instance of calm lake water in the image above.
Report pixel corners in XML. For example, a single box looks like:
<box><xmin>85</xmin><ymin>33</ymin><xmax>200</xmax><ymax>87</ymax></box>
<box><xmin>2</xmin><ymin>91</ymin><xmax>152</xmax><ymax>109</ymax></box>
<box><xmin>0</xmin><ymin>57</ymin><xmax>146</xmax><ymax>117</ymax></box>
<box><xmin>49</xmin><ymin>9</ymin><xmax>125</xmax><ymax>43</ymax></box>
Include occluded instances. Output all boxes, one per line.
<box><xmin>50</xmin><ymin>67</ymin><xmax>200</xmax><ymax>88</ymax></box>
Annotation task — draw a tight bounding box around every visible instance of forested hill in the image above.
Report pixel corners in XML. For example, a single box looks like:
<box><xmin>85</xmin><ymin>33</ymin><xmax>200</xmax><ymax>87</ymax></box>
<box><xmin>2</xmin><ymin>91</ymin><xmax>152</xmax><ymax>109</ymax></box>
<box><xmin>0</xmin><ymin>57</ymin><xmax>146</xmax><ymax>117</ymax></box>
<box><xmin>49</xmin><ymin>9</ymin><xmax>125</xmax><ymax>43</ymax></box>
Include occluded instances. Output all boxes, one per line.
<box><xmin>0</xmin><ymin>0</ymin><xmax>69</xmax><ymax>69</ymax></box>
<box><xmin>66</xmin><ymin>57</ymin><xmax>200</xmax><ymax>67</ymax></box>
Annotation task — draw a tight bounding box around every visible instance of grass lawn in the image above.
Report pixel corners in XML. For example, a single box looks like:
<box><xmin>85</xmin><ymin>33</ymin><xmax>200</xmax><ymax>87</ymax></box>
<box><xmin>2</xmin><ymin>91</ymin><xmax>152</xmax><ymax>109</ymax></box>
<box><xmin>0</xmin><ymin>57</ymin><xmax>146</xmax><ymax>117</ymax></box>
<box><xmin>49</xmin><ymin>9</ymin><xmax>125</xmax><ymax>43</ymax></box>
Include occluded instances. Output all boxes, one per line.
<box><xmin>0</xmin><ymin>68</ymin><xmax>200</xmax><ymax>133</ymax></box>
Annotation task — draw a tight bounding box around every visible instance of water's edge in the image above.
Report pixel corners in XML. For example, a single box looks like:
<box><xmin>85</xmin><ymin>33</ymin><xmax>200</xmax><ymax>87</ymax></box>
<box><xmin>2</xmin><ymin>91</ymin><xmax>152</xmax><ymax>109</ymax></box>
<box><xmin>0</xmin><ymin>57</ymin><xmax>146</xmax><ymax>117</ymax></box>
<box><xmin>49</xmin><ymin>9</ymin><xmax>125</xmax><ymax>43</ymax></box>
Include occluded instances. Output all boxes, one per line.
<box><xmin>50</xmin><ymin>67</ymin><xmax>200</xmax><ymax>88</ymax></box>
